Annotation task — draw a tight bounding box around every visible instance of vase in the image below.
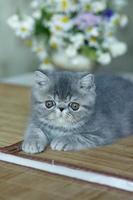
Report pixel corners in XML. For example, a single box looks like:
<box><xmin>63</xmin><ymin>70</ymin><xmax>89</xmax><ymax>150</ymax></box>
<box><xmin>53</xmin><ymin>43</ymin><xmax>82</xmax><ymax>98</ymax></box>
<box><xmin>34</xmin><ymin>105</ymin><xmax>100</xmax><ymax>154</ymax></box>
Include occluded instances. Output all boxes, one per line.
<box><xmin>52</xmin><ymin>50</ymin><xmax>95</xmax><ymax>72</ymax></box>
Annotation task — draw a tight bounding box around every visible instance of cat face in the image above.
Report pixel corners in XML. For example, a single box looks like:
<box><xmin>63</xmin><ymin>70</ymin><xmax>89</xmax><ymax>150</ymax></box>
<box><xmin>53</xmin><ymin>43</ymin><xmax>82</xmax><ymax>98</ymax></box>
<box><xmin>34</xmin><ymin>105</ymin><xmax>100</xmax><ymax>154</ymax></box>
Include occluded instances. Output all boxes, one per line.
<box><xmin>33</xmin><ymin>70</ymin><xmax>96</xmax><ymax>128</ymax></box>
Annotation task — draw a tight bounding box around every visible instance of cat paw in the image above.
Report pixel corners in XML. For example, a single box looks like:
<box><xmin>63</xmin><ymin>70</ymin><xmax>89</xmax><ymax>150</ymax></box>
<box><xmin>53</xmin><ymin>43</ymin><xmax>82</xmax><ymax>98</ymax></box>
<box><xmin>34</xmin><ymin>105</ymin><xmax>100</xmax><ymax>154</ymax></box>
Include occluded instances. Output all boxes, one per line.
<box><xmin>22</xmin><ymin>131</ymin><xmax>48</xmax><ymax>154</ymax></box>
<box><xmin>50</xmin><ymin>136</ymin><xmax>75</xmax><ymax>151</ymax></box>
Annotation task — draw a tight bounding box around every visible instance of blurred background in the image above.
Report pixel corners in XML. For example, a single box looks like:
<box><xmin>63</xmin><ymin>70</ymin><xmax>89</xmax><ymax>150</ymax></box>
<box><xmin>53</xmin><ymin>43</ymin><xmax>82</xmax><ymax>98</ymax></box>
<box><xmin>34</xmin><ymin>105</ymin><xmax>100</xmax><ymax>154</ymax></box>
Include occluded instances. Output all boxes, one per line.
<box><xmin>0</xmin><ymin>0</ymin><xmax>133</xmax><ymax>80</ymax></box>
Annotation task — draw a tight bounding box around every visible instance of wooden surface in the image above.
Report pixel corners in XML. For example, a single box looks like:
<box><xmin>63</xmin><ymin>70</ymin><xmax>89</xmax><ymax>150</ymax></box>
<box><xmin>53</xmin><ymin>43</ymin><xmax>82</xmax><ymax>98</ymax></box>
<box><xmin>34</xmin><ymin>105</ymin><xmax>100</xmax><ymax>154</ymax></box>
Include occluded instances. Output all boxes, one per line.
<box><xmin>22</xmin><ymin>136</ymin><xmax>133</xmax><ymax>180</ymax></box>
<box><xmin>0</xmin><ymin>84</ymin><xmax>133</xmax><ymax>199</ymax></box>
<box><xmin>0</xmin><ymin>162</ymin><xmax>132</xmax><ymax>200</ymax></box>
<box><xmin>0</xmin><ymin>84</ymin><xmax>30</xmax><ymax>147</ymax></box>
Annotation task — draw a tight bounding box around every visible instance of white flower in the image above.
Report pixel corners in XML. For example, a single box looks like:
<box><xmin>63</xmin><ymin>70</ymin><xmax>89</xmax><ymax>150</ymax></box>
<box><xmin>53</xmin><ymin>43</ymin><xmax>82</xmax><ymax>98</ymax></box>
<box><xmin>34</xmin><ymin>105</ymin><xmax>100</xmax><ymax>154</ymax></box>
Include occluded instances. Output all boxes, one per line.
<box><xmin>109</xmin><ymin>42</ymin><xmax>127</xmax><ymax>57</ymax></box>
<box><xmin>58</xmin><ymin>0</ymin><xmax>71</xmax><ymax>11</ymax></box>
<box><xmin>32</xmin><ymin>10</ymin><xmax>41</xmax><ymax>19</ymax></box>
<box><xmin>120</xmin><ymin>15</ymin><xmax>128</xmax><ymax>27</ymax></box>
<box><xmin>102</xmin><ymin>37</ymin><xmax>116</xmax><ymax>49</ymax></box>
<box><xmin>40</xmin><ymin>59</ymin><xmax>54</xmax><ymax>70</ymax></box>
<box><xmin>36</xmin><ymin>48</ymin><xmax>47</xmax><ymax>61</ymax></box>
<box><xmin>103</xmin><ymin>20</ymin><xmax>116</xmax><ymax>38</ymax></box>
<box><xmin>91</xmin><ymin>1</ymin><xmax>106</xmax><ymax>13</ymax></box>
<box><xmin>98</xmin><ymin>52</ymin><xmax>111</xmax><ymax>65</ymax></box>
<box><xmin>110</xmin><ymin>14</ymin><xmax>120</xmax><ymax>26</ymax></box>
<box><xmin>7</xmin><ymin>15</ymin><xmax>19</xmax><ymax>29</ymax></box>
<box><xmin>30</xmin><ymin>0</ymin><xmax>41</xmax><ymax>9</ymax></box>
<box><xmin>32</xmin><ymin>42</ymin><xmax>47</xmax><ymax>61</ymax></box>
<box><xmin>8</xmin><ymin>15</ymin><xmax>35</xmax><ymax>39</ymax></box>
<box><xmin>86</xmin><ymin>27</ymin><xmax>99</xmax><ymax>38</ymax></box>
<box><xmin>70</xmin><ymin>33</ymin><xmax>85</xmax><ymax>48</ymax></box>
<box><xmin>44</xmin><ymin>0</ymin><xmax>77</xmax><ymax>12</ymax></box>
<box><xmin>16</xmin><ymin>17</ymin><xmax>35</xmax><ymax>39</ymax></box>
<box><xmin>48</xmin><ymin>15</ymin><xmax>73</xmax><ymax>35</ymax></box>
<box><xmin>79</xmin><ymin>0</ymin><xmax>92</xmax><ymax>11</ymax></box>
<box><xmin>89</xmin><ymin>37</ymin><xmax>99</xmax><ymax>48</ymax></box>
<box><xmin>85</xmin><ymin>27</ymin><xmax>99</xmax><ymax>48</ymax></box>
<box><xmin>49</xmin><ymin>35</ymin><xmax>64</xmax><ymax>49</ymax></box>
<box><xmin>56</xmin><ymin>0</ymin><xmax>78</xmax><ymax>12</ymax></box>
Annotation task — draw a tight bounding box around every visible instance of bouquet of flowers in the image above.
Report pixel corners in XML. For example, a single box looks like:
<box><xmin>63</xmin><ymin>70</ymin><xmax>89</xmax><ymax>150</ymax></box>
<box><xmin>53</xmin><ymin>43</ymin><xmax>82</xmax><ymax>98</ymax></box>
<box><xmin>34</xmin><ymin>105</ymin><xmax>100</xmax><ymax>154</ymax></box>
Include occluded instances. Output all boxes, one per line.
<box><xmin>8</xmin><ymin>0</ymin><xmax>128</xmax><ymax>71</ymax></box>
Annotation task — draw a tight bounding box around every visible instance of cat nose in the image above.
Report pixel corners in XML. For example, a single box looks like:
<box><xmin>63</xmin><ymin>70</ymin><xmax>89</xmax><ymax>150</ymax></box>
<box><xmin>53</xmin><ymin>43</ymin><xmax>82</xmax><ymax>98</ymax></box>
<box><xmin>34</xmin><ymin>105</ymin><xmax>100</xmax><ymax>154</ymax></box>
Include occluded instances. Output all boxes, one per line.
<box><xmin>59</xmin><ymin>107</ymin><xmax>64</xmax><ymax>112</ymax></box>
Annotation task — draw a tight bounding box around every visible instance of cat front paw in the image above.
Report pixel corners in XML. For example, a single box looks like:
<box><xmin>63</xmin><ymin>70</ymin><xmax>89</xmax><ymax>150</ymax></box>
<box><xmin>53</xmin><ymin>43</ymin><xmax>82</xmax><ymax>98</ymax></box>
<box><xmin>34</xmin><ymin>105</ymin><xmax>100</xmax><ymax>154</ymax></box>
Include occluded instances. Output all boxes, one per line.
<box><xmin>22</xmin><ymin>131</ymin><xmax>48</xmax><ymax>154</ymax></box>
<box><xmin>50</xmin><ymin>136</ymin><xmax>75</xmax><ymax>151</ymax></box>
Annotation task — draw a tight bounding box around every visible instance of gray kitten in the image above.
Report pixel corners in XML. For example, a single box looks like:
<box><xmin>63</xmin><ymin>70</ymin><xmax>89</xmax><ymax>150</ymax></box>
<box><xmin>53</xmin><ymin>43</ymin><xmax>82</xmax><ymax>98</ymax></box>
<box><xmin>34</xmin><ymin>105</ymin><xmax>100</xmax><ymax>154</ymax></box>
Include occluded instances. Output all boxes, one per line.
<box><xmin>22</xmin><ymin>70</ymin><xmax>133</xmax><ymax>153</ymax></box>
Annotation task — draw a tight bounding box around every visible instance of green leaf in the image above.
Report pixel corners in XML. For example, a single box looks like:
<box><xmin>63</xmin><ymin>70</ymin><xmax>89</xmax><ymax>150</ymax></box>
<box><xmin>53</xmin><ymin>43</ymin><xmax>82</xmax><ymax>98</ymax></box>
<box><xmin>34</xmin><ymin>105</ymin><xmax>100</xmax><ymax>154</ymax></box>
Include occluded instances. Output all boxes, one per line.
<box><xmin>33</xmin><ymin>6</ymin><xmax>52</xmax><ymax>39</ymax></box>
<box><xmin>34</xmin><ymin>20</ymin><xmax>50</xmax><ymax>36</ymax></box>
<box><xmin>41</xmin><ymin>7</ymin><xmax>52</xmax><ymax>20</ymax></box>
<box><xmin>80</xmin><ymin>46</ymin><xmax>97</xmax><ymax>60</ymax></box>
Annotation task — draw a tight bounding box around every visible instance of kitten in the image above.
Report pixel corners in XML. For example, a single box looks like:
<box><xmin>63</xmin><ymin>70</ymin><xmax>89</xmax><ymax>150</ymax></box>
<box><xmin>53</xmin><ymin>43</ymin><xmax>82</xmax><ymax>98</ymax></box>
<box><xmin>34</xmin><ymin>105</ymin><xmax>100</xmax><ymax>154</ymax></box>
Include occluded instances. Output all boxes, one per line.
<box><xmin>22</xmin><ymin>70</ymin><xmax>133</xmax><ymax>153</ymax></box>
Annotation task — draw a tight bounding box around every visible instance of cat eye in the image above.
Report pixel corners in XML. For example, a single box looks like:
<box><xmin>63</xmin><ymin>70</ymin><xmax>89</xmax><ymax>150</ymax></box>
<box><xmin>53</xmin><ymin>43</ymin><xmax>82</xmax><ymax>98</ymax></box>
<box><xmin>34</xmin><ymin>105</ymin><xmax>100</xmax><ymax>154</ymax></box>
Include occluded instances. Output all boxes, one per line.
<box><xmin>45</xmin><ymin>100</ymin><xmax>55</xmax><ymax>109</ymax></box>
<box><xmin>69</xmin><ymin>102</ymin><xmax>80</xmax><ymax>111</ymax></box>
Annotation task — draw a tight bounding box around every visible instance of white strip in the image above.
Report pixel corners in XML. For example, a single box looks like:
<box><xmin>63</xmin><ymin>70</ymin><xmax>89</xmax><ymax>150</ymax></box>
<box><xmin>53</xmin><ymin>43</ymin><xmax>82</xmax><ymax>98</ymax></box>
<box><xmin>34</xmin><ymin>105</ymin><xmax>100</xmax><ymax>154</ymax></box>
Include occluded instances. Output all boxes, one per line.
<box><xmin>0</xmin><ymin>152</ymin><xmax>133</xmax><ymax>192</ymax></box>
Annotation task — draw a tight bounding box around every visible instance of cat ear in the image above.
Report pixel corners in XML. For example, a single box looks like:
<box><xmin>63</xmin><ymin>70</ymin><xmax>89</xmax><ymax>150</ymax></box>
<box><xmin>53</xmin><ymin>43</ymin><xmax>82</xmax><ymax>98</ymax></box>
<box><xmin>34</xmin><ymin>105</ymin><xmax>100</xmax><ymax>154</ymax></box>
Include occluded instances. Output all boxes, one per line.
<box><xmin>79</xmin><ymin>74</ymin><xmax>95</xmax><ymax>90</ymax></box>
<box><xmin>35</xmin><ymin>70</ymin><xmax>49</xmax><ymax>86</ymax></box>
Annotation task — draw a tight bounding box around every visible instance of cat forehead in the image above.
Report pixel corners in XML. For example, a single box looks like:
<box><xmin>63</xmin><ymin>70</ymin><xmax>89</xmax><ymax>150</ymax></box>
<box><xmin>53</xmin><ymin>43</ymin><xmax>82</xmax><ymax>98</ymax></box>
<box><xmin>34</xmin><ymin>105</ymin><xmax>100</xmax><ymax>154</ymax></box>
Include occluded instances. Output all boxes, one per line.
<box><xmin>44</xmin><ymin>72</ymin><xmax>80</xmax><ymax>100</ymax></box>
<box><xmin>53</xmin><ymin>74</ymin><xmax>73</xmax><ymax>99</ymax></box>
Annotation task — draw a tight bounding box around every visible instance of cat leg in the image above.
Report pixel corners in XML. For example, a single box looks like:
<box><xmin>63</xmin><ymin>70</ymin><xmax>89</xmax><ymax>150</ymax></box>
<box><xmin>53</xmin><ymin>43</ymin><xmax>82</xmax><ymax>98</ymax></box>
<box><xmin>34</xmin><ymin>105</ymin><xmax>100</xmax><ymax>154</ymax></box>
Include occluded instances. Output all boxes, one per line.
<box><xmin>50</xmin><ymin>134</ymin><xmax>89</xmax><ymax>151</ymax></box>
<box><xmin>50</xmin><ymin>133</ymin><xmax>106</xmax><ymax>151</ymax></box>
<box><xmin>22</xmin><ymin>124</ymin><xmax>49</xmax><ymax>154</ymax></box>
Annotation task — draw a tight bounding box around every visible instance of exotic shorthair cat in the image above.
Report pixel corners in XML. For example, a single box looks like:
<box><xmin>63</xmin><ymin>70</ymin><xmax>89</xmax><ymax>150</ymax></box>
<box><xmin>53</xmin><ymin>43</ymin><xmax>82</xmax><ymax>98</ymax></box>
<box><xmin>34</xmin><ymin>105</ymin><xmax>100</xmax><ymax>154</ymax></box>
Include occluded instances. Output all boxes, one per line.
<box><xmin>22</xmin><ymin>70</ymin><xmax>133</xmax><ymax>154</ymax></box>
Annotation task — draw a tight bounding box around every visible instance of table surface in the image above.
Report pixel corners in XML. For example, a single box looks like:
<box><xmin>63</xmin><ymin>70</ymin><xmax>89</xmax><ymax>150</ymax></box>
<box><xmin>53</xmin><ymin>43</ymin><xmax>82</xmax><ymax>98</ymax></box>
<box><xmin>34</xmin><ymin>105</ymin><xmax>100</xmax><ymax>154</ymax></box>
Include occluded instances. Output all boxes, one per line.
<box><xmin>1</xmin><ymin>161</ymin><xmax>133</xmax><ymax>200</ymax></box>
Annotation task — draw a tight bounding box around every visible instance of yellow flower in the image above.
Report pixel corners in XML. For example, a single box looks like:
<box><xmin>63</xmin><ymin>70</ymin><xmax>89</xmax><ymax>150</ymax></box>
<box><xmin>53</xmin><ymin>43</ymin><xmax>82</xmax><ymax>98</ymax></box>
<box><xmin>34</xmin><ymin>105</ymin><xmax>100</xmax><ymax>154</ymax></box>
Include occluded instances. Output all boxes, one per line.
<box><xmin>55</xmin><ymin>25</ymin><xmax>63</xmax><ymax>31</ymax></box>
<box><xmin>20</xmin><ymin>27</ymin><xmax>28</xmax><ymax>32</ymax></box>
<box><xmin>36</xmin><ymin>47</ymin><xmax>44</xmax><ymax>53</ymax></box>
<box><xmin>60</xmin><ymin>16</ymin><xmax>70</xmax><ymax>23</ymax></box>
<box><xmin>50</xmin><ymin>42</ymin><xmax>58</xmax><ymax>49</ymax></box>
<box><xmin>87</xmin><ymin>27</ymin><xmax>93</xmax><ymax>32</ymax></box>
<box><xmin>90</xmin><ymin>37</ymin><xmax>97</xmax><ymax>43</ymax></box>
<box><xmin>85</xmin><ymin>4</ymin><xmax>92</xmax><ymax>12</ymax></box>
<box><xmin>49</xmin><ymin>14</ymin><xmax>72</xmax><ymax>34</ymax></box>
<box><xmin>43</xmin><ymin>58</ymin><xmax>51</xmax><ymax>64</ymax></box>
<box><xmin>61</xmin><ymin>0</ymin><xmax>69</xmax><ymax>11</ymax></box>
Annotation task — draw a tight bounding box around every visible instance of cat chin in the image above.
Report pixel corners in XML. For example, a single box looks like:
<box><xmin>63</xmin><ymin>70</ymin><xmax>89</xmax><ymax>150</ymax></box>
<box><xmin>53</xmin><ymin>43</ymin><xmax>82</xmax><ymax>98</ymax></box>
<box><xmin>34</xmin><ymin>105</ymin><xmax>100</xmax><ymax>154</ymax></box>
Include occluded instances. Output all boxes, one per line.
<box><xmin>50</xmin><ymin>119</ymin><xmax>73</xmax><ymax>128</ymax></box>
<box><xmin>47</xmin><ymin>119</ymin><xmax>85</xmax><ymax>130</ymax></box>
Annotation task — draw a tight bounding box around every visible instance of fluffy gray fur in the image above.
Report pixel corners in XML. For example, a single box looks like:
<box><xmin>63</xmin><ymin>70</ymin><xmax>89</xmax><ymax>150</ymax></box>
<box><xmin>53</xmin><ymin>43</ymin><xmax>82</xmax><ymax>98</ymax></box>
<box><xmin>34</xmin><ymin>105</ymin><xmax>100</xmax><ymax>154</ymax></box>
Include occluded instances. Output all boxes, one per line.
<box><xmin>22</xmin><ymin>70</ymin><xmax>133</xmax><ymax>153</ymax></box>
